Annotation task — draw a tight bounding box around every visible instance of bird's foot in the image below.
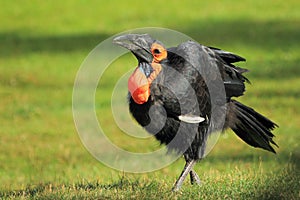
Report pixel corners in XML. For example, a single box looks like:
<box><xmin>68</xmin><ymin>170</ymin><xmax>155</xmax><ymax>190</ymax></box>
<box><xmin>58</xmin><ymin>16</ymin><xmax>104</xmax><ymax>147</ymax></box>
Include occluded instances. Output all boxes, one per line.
<box><xmin>190</xmin><ymin>169</ymin><xmax>201</xmax><ymax>185</ymax></box>
<box><xmin>172</xmin><ymin>160</ymin><xmax>197</xmax><ymax>192</ymax></box>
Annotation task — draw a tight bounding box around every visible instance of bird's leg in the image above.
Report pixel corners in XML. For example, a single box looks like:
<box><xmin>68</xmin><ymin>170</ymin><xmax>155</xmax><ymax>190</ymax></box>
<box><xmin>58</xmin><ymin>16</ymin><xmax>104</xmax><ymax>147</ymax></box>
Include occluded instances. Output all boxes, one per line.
<box><xmin>183</xmin><ymin>155</ymin><xmax>201</xmax><ymax>185</ymax></box>
<box><xmin>172</xmin><ymin>160</ymin><xmax>197</xmax><ymax>192</ymax></box>
<box><xmin>190</xmin><ymin>169</ymin><xmax>201</xmax><ymax>185</ymax></box>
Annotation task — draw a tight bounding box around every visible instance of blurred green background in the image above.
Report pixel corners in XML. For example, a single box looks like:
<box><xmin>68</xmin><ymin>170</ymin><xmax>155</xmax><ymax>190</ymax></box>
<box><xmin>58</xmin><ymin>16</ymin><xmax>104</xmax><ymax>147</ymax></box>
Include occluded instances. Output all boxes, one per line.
<box><xmin>0</xmin><ymin>0</ymin><xmax>299</xmax><ymax>199</ymax></box>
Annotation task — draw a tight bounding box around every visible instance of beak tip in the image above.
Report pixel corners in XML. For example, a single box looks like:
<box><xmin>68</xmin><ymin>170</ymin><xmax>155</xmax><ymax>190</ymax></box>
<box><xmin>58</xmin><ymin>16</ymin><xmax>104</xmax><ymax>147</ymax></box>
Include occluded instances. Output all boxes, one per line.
<box><xmin>112</xmin><ymin>36</ymin><xmax>122</xmax><ymax>45</ymax></box>
<box><xmin>112</xmin><ymin>35</ymin><xmax>133</xmax><ymax>49</ymax></box>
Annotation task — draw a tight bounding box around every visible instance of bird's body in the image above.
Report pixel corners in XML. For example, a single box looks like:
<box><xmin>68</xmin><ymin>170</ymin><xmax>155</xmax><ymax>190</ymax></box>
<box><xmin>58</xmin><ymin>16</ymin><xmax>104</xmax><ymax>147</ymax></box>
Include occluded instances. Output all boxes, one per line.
<box><xmin>113</xmin><ymin>34</ymin><xmax>278</xmax><ymax>191</ymax></box>
<box><xmin>129</xmin><ymin>41</ymin><xmax>217</xmax><ymax>160</ymax></box>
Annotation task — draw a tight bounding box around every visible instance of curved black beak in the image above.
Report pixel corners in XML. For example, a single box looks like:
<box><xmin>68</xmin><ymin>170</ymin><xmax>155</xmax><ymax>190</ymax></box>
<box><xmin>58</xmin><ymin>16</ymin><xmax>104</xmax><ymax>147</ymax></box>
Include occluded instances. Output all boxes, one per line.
<box><xmin>113</xmin><ymin>34</ymin><xmax>155</xmax><ymax>63</ymax></box>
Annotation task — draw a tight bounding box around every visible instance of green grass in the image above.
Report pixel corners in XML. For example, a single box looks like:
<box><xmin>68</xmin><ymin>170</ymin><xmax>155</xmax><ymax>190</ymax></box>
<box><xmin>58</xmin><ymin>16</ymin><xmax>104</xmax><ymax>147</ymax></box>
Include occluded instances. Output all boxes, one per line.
<box><xmin>1</xmin><ymin>0</ymin><xmax>299</xmax><ymax>199</ymax></box>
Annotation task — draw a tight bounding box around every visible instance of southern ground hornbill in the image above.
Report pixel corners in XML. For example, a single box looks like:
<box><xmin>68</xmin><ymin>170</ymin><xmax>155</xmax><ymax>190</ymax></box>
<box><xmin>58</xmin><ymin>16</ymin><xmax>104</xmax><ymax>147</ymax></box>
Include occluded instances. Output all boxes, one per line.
<box><xmin>113</xmin><ymin>34</ymin><xmax>278</xmax><ymax>191</ymax></box>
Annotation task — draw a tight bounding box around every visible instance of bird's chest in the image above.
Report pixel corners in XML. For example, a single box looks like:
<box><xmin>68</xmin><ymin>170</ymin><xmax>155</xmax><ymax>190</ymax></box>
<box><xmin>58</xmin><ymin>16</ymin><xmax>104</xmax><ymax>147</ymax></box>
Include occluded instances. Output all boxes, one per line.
<box><xmin>149</xmin><ymin>67</ymin><xmax>209</xmax><ymax>117</ymax></box>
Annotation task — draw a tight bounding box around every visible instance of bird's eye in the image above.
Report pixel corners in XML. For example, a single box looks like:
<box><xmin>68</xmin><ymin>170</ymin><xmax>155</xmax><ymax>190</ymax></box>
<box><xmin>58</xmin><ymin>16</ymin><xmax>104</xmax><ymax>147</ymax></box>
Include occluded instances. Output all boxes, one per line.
<box><xmin>151</xmin><ymin>43</ymin><xmax>167</xmax><ymax>62</ymax></box>
<box><xmin>153</xmin><ymin>49</ymin><xmax>160</xmax><ymax>54</ymax></box>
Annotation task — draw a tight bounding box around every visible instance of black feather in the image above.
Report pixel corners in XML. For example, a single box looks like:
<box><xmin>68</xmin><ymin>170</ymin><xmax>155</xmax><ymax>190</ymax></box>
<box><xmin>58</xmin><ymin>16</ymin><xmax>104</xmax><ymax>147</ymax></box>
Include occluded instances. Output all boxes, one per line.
<box><xmin>229</xmin><ymin>100</ymin><xmax>278</xmax><ymax>153</ymax></box>
<box><xmin>209</xmin><ymin>46</ymin><xmax>246</xmax><ymax>63</ymax></box>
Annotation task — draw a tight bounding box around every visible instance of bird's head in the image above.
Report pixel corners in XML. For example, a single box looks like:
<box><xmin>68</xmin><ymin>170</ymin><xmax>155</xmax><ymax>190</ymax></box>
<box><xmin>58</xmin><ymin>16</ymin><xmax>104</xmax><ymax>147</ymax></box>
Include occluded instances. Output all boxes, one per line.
<box><xmin>113</xmin><ymin>34</ymin><xmax>167</xmax><ymax>104</ymax></box>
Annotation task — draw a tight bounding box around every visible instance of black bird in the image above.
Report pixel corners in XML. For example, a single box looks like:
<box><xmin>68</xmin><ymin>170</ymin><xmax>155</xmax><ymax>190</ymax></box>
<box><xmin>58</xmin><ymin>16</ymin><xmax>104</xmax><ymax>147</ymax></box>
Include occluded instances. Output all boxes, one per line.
<box><xmin>113</xmin><ymin>34</ymin><xmax>278</xmax><ymax>191</ymax></box>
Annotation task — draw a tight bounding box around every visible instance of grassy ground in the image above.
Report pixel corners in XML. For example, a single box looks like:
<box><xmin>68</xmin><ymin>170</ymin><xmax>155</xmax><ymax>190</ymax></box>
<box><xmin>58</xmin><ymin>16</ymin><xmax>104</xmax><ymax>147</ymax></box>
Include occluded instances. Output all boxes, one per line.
<box><xmin>1</xmin><ymin>0</ymin><xmax>299</xmax><ymax>199</ymax></box>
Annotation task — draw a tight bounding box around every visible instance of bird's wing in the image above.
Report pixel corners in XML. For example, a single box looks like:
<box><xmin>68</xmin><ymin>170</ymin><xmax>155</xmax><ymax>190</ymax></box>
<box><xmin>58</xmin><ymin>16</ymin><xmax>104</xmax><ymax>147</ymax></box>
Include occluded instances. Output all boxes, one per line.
<box><xmin>207</xmin><ymin>46</ymin><xmax>249</xmax><ymax>99</ymax></box>
<box><xmin>151</xmin><ymin>63</ymin><xmax>206</xmax><ymax>121</ymax></box>
<box><xmin>151</xmin><ymin>42</ymin><xmax>214</xmax><ymax>122</ymax></box>
<box><xmin>208</xmin><ymin>46</ymin><xmax>246</xmax><ymax>64</ymax></box>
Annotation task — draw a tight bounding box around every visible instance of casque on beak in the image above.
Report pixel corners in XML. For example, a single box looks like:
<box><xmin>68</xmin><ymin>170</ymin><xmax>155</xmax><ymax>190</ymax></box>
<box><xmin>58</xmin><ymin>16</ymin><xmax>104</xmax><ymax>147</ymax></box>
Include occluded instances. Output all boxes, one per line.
<box><xmin>113</xmin><ymin>34</ymin><xmax>155</xmax><ymax>63</ymax></box>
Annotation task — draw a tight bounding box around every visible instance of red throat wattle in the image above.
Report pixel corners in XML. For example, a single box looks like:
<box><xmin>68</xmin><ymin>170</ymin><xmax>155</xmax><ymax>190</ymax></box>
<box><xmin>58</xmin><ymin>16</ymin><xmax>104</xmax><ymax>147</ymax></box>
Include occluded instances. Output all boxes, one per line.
<box><xmin>128</xmin><ymin>67</ymin><xmax>150</xmax><ymax>104</ymax></box>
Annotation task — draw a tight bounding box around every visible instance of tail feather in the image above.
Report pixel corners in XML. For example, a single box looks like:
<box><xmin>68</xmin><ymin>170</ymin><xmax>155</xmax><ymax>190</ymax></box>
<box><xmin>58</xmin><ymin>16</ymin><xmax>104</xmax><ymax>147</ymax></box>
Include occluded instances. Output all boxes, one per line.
<box><xmin>228</xmin><ymin>100</ymin><xmax>278</xmax><ymax>153</ymax></box>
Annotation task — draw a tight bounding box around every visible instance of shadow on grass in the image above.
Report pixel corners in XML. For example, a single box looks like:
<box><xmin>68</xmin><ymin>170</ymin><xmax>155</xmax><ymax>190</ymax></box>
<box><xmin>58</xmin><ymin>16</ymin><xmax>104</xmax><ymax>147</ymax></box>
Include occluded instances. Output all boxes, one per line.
<box><xmin>180</xmin><ymin>19</ymin><xmax>300</xmax><ymax>80</ymax></box>
<box><xmin>0</xmin><ymin>32</ymin><xmax>110</xmax><ymax>57</ymax></box>
<box><xmin>1</xmin><ymin>19</ymin><xmax>299</xmax><ymax>79</ymax></box>
<box><xmin>181</xmin><ymin>19</ymin><xmax>299</xmax><ymax>51</ymax></box>
<box><xmin>0</xmin><ymin>177</ymin><xmax>160</xmax><ymax>199</ymax></box>
<box><xmin>1</xmin><ymin>19</ymin><xmax>299</xmax><ymax>53</ymax></box>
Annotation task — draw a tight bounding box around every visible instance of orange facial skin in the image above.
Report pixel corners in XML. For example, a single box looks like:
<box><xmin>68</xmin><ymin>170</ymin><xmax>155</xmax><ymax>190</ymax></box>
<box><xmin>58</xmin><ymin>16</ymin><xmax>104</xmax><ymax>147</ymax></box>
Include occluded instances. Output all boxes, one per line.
<box><xmin>128</xmin><ymin>42</ymin><xmax>166</xmax><ymax>104</ymax></box>
<box><xmin>128</xmin><ymin>67</ymin><xmax>150</xmax><ymax>104</ymax></box>
<box><xmin>151</xmin><ymin>43</ymin><xmax>167</xmax><ymax>62</ymax></box>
